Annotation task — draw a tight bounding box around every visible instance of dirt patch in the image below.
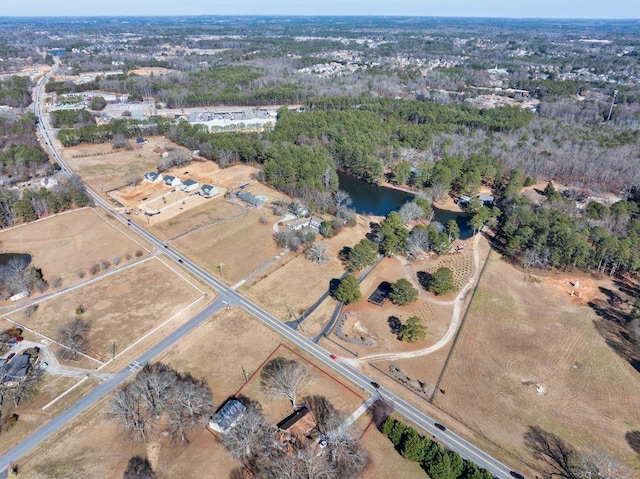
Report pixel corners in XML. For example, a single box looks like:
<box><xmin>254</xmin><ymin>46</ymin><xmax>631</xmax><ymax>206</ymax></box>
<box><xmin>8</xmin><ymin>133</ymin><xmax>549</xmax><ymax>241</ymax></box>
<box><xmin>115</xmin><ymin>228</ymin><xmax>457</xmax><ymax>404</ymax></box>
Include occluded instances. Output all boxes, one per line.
<box><xmin>7</xmin><ymin>258</ymin><xmax>204</xmax><ymax>362</ymax></box>
<box><xmin>437</xmin><ymin>253</ymin><xmax>640</xmax><ymax>475</ymax></box>
<box><xmin>327</xmin><ymin>257</ymin><xmax>453</xmax><ymax>358</ymax></box>
<box><xmin>0</xmin><ymin>208</ymin><xmax>151</xmax><ymax>299</ymax></box>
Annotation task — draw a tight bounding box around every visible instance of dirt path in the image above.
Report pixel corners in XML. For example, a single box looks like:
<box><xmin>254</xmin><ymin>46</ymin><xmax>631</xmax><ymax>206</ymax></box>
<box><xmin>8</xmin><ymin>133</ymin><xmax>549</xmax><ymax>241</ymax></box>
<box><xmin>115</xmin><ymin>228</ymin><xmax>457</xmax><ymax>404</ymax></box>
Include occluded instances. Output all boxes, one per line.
<box><xmin>352</xmin><ymin>233</ymin><xmax>482</xmax><ymax>363</ymax></box>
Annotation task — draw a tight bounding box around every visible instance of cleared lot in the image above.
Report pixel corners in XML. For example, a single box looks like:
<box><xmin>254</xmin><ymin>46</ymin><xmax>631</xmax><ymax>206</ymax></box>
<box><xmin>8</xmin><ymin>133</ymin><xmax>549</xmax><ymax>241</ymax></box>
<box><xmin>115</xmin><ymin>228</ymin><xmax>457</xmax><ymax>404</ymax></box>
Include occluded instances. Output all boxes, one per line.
<box><xmin>0</xmin><ymin>208</ymin><xmax>150</xmax><ymax>296</ymax></box>
<box><xmin>7</xmin><ymin>257</ymin><xmax>205</xmax><ymax>363</ymax></box>
<box><xmin>438</xmin><ymin>253</ymin><xmax>640</xmax><ymax>475</ymax></box>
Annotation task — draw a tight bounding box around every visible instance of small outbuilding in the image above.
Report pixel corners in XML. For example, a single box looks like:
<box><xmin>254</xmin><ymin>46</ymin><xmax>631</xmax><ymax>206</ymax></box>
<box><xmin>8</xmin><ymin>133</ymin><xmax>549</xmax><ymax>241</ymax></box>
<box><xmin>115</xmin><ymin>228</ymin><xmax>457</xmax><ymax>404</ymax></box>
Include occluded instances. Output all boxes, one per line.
<box><xmin>209</xmin><ymin>398</ymin><xmax>246</xmax><ymax>434</ymax></box>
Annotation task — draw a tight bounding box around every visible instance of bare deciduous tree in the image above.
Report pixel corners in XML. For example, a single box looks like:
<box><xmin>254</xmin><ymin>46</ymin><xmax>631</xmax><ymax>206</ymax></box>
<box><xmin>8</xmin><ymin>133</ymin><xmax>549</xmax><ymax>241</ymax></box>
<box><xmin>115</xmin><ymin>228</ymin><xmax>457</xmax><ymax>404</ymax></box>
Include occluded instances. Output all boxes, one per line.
<box><xmin>573</xmin><ymin>450</ymin><xmax>629</xmax><ymax>479</ymax></box>
<box><xmin>260</xmin><ymin>357</ymin><xmax>312</xmax><ymax>409</ymax></box>
<box><xmin>305</xmin><ymin>242</ymin><xmax>329</xmax><ymax>265</ymax></box>
<box><xmin>108</xmin><ymin>384</ymin><xmax>151</xmax><ymax>440</ymax></box>
<box><xmin>57</xmin><ymin>317</ymin><xmax>90</xmax><ymax>360</ymax></box>
<box><xmin>398</xmin><ymin>201</ymin><xmax>424</xmax><ymax>225</ymax></box>
<box><xmin>221</xmin><ymin>407</ymin><xmax>275</xmax><ymax>460</ymax></box>
<box><xmin>405</xmin><ymin>227</ymin><xmax>430</xmax><ymax>258</ymax></box>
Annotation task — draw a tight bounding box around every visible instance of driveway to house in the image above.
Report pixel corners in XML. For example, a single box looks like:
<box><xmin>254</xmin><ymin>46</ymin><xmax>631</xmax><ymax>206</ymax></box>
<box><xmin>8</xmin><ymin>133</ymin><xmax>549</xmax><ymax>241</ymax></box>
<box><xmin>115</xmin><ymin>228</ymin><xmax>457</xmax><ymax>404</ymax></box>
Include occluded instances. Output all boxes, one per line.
<box><xmin>0</xmin><ymin>62</ymin><xmax>523</xmax><ymax>479</ymax></box>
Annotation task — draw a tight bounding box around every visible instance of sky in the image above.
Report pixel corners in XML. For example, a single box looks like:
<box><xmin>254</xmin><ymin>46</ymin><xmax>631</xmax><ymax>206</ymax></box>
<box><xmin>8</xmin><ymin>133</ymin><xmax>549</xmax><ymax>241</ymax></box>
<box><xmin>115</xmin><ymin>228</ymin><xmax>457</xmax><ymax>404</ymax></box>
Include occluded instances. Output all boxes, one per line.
<box><xmin>2</xmin><ymin>0</ymin><xmax>640</xmax><ymax>19</ymax></box>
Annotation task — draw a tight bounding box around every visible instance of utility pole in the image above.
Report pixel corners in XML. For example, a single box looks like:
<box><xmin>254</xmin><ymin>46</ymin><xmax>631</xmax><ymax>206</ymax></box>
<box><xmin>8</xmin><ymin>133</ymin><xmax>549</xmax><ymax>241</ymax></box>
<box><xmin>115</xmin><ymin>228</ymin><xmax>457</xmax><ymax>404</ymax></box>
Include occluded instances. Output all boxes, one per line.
<box><xmin>607</xmin><ymin>89</ymin><xmax>618</xmax><ymax>122</ymax></box>
<box><xmin>112</xmin><ymin>341</ymin><xmax>116</xmax><ymax>360</ymax></box>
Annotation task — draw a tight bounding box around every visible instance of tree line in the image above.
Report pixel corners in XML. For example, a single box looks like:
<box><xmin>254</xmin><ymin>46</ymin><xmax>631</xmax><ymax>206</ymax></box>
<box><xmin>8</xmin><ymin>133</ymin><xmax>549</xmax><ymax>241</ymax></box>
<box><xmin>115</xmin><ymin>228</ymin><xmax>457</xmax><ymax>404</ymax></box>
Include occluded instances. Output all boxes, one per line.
<box><xmin>381</xmin><ymin>416</ymin><xmax>494</xmax><ymax>479</ymax></box>
<box><xmin>497</xmin><ymin>177</ymin><xmax>640</xmax><ymax>275</ymax></box>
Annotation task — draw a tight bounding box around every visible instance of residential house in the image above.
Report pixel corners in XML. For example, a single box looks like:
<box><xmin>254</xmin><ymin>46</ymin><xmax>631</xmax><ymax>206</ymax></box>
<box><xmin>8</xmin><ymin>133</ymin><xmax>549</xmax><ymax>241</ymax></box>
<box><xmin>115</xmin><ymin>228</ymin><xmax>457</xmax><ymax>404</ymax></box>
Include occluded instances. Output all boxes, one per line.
<box><xmin>209</xmin><ymin>398</ymin><xmax>246</xmax><ymax>434</ymax></box>
<box><xmin>163</xmin><ymin>175</ymin><xmax>182</xmax><ymax>187</ymax></box>
<box><xmin>288</xmin><ymin>217</ymin><xmax>323</xmax><ymax>233</ymax></box>
<box><xmin>200</xmin><ymin>184</ymin><xmax>219</xmax><ymax>198</ymax></box>
<box><xmin>182</xmin><ymin>179</ymin><xmax>200</xmax><ymax>192</ymax></box>
<box><xmin>143</xmin><ymin>172</ymin><xmax>163</xmax><ymax>183</ymax></box>
<box><xmin>276</xmin><ymin>407</ymin><xmax>318</xmax><ymax>448</ymax></box>
<box><xmin>237</xmin><ymin>191</ymin><xmax>265</xmax><ymax>207</ymax></box>
<box><xmin>478</xmin><ymin>194</ymin><xmax>495</xmax><ymax>205</ymax></box>
<box><xmin>1</xmin><ymin>353</ymin><xmax>30</xmax><ymax>385</ymax></box>
<box><xmin>39</xmin><ymin>177</ymin><xmax>58</xmax><ymax>189</ymax></box>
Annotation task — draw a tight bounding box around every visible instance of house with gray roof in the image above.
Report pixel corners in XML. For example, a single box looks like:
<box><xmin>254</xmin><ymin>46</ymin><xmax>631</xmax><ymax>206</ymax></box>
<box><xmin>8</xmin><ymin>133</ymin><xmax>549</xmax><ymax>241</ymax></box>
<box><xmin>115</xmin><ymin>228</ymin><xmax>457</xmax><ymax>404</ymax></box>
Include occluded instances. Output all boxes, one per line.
<box><xmin>182</xmin><ymin>179</ymin><xmax>200</xmax><ymax>192</ymax></box>
<box><xmin>200</xmin><ymin>184</ymin><xmax>219</xmax><ymax>198</ymax></box>
<box><xmin>209</xmin><ymin>398</ymin><xmax>246</xmax><ymax>434</ymax></box>
<box><xmin>143</xmin><ymin>172</ymin><xmax>163</xmax><ymax>183</ymax></box>
<box><xmin>163</xmin><ymin>175</ymin><xmax>182</xmax><ymax>187</ymax></box>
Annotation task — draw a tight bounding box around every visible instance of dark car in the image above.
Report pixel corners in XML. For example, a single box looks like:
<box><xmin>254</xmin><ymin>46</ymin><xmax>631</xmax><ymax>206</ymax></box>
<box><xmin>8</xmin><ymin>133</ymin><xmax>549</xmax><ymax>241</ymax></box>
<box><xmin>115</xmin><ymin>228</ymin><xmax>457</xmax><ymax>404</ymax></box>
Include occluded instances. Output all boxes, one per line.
<box><xmin>370</xmin><ymin>381</ymin><xmax>380</xmax><ymax>389</ymax></box>
<box><xmin>178</xmin><ymin>259</ymin><xmax>183</xmax><ymax>263</ymax></box>
<box><xmin>510</xmin><ymin>471</ymin><xmax>525</xmax><ymax>479</ymax></box>
<box><xmin>434</xmin><ymin>423</ymin><xmax>446</xmax><ymax>431</ymax></box>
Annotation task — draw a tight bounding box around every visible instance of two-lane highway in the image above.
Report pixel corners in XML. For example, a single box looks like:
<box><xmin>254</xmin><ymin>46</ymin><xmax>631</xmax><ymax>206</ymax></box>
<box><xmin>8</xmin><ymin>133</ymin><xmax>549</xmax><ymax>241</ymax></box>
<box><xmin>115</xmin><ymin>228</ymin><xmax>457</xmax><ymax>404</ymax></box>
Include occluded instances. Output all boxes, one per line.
<box><xmin>0</xmin><ymin>64</ymin><xmax>524</xmax><ymax>478</ymax></box>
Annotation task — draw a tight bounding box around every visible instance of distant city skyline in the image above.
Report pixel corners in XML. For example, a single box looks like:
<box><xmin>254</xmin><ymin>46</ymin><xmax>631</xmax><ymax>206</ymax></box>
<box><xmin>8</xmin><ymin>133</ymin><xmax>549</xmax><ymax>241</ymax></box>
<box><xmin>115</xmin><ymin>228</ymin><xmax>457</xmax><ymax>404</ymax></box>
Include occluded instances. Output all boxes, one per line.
<box><xmin>2</xmin><ymin>0</ymin><xmax>640</xmax><ymax>19</ymax></box>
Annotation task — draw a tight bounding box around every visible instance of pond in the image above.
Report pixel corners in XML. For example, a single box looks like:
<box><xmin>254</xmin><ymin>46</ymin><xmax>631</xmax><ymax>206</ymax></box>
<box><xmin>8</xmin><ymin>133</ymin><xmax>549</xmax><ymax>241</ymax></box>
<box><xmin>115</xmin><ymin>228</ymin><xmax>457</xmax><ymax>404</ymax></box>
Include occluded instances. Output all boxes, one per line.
<box><xmin>337</xmin><ymin>171</ymin><xmax>472</xmax><ymax>239</ymax></box>
<box><xmin>0</xmin><ymin>253</ymin><xmax>32</xmax><ymax>268</ymax></box>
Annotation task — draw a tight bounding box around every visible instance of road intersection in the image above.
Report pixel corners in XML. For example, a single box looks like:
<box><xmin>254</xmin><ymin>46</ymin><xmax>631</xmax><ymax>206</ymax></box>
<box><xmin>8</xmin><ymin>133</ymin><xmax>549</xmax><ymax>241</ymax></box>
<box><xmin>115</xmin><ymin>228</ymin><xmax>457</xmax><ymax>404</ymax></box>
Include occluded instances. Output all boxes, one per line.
<box><xmin>0</xmin><ymin>62</ymin><xmax>522</xmax><ymax>478</ymax></box>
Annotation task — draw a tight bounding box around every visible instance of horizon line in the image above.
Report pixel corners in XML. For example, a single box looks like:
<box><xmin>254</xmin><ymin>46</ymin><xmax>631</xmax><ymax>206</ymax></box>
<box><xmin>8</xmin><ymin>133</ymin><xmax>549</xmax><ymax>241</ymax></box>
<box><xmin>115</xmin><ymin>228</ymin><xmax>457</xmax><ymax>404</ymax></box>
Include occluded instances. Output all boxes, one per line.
<box><xmin>0</xmin><ymin>14</ymin><xmax>638</xmax><ymax>21</ymax></box>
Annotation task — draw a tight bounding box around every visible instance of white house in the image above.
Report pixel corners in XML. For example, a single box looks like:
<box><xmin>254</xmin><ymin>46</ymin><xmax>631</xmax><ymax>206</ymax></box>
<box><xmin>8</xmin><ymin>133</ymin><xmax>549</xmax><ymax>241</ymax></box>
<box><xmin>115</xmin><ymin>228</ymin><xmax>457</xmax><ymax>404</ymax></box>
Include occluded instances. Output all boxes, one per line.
<box><xmin>39</xmin><ymin>177</ymin><xmax>58</xmax><ymax>189</ymax></box>
<box><xmin>163</xmin><ymin>175</ymin><xmax>182</xmax><ymax>187</ymax></box>
<box><xmin>143</xmin><ymin>172</ymin><xmax>163</xmax><ymax>183</ymax></box>
<box><xmin>200</xmin><ymin>184</ymin><xmax>219</xmax><ymax>198</ymax></box>
<box><xmin>9</xmin><ymin>291</ymin><xmax>29</xmax><ymax>302</ymax></box>
<box><xmin>182</xmin><ymin>179</ymin><xmax>200</xmax><ymax>192</ymax></box>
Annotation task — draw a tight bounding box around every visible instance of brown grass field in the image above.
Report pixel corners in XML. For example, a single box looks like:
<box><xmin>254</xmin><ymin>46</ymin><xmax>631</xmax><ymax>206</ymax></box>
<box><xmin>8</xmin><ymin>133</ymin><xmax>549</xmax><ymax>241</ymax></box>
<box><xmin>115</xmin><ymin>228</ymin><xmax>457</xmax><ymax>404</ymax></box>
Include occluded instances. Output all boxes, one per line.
<box><xmin>16</xmin><ymin>307</ymin><xmax>417</xmax><ymax>479</ymax></box>
<box><xmin>62</xmin><ymin>140</ymin><xmax>162</xmax><ymax>194</ymax></box>
<box><xmin>437</xmin><ymin>253</ymin><xmax>640</xmax><ymax>475</ymax></box>
<box><xmin>169</xmin><ymin>207</ymin><xmax>283</xmax><ymax>284</ymax></box>
<box><xmin>240</xmin><ymin>218</ymin><xmax>369</xmax><ymax>321</ymax></box>
<box><xmin>0</xmin><ymin>208</ymin><xmax>151</xmax><ymax>297</ymax></box>
<box><xmin>149</xmin><ymin>198</ymin><xmax>243</xmax><ymax>241</ymax></box>
<box><xmin>7</xmin><ymin>257</ymin><xmax>205</xmax><ymax>363</ymax></box>
<box><xmin>0</xmin><ymin>376</ymin><xmax>98</xmax><ymax>457</ymax></box>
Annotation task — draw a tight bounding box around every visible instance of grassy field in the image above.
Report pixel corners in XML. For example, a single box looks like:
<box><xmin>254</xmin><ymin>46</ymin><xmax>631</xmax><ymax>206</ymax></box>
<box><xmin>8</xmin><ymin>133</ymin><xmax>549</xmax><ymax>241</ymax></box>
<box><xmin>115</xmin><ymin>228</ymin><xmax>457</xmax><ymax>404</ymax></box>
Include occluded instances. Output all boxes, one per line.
<box><xmin>240</xmin><ymin>216</ymin><xmax>370</xmax><ymax>321</ymax></box>
<box><xmin>0</xmin><ymin>208</ymin><xmax>151</xmax><ymax>297</ymax></box>
<box><xmin>0</xmin><ymin>376</ymin><xmax>98</xmax><ymax>457</ymax></box>
<box><xmin>170</xmin><ymin>207</ymin><xmax>283</xmax><ymax>284</ymax></box>
<box><xmin>6</xmin><ymin>257</ymin><xmax>204</xmax><ymax>363</ymax></box>
<box><xmin>438</xmin><ymin>253</ymin><xmax>640</xmax><ymax>475</ymax></box>
<box><xmin>17</xmin><ymin>307</ymin><xmax>374</xmax><ymax>478</ymax></box>
<box><xmin>62</xmin><ymin>140</ymin><xmax>162</xmax><ymax>193</ymax></box>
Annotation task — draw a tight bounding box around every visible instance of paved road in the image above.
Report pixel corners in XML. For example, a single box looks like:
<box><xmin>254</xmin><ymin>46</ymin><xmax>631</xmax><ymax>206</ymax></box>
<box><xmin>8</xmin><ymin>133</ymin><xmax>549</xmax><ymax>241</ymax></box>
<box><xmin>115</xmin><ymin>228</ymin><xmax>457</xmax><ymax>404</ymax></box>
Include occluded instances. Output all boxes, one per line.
<box><xmin>0</xmin><ymin>61</ymin><xmax>524</xmax><ymax>479</ymax></box>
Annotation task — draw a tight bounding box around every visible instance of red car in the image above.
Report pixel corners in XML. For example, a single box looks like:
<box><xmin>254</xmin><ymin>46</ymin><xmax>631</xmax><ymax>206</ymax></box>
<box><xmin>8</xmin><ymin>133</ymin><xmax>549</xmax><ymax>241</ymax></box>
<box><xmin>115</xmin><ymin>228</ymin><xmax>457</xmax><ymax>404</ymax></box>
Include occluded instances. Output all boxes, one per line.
<box><xmin>15</xmin><ymin>337</ymin><xmax>23</xmax><ymax>342</ymax></box>
<box><xmin>329</xmin><ymin>354</ymin><xmax>337</xmax><ymax>361</ymax></box>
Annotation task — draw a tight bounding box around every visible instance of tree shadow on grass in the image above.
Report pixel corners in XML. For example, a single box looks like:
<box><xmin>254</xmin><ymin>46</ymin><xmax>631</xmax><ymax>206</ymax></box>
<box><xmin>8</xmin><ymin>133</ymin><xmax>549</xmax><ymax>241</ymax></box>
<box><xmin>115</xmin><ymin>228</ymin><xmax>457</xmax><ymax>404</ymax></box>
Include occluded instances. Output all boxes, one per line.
<box><xmin>416</xmin><ymin>271</ymin><xmax>433</xmax><ymax>291</ymax></box>
<box><xmin>625</xmin><ymin>430</ymin><xmax>640</xmax><ymax>455</ymax></box>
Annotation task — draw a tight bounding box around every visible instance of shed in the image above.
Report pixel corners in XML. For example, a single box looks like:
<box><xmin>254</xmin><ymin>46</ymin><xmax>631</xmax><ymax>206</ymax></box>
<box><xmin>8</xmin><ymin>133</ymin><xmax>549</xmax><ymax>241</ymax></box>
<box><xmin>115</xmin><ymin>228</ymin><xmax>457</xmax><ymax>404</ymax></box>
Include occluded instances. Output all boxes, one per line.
<box><xmin>182</xmin><ymin>179</ymin><xmax>200</xmax><ymax>192</ymax></box>
<box><xmin>200</xmin><ymin>184</ymin><xmax>219</xmax><ymax>198</ymax></box>
<box><xmin>368</xmin><ymin>281</ymin><xmax>392</xmax><ymax>306</ymax></box>
<box><xmin>209</xmin><ymin>398</ymin><xmax>246</xmax><ymax>434</ymax></box>
<box><xmin>9</xmin><ymin>291</ymin><xmax>29</xmax><ymax>302</ymax></box>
